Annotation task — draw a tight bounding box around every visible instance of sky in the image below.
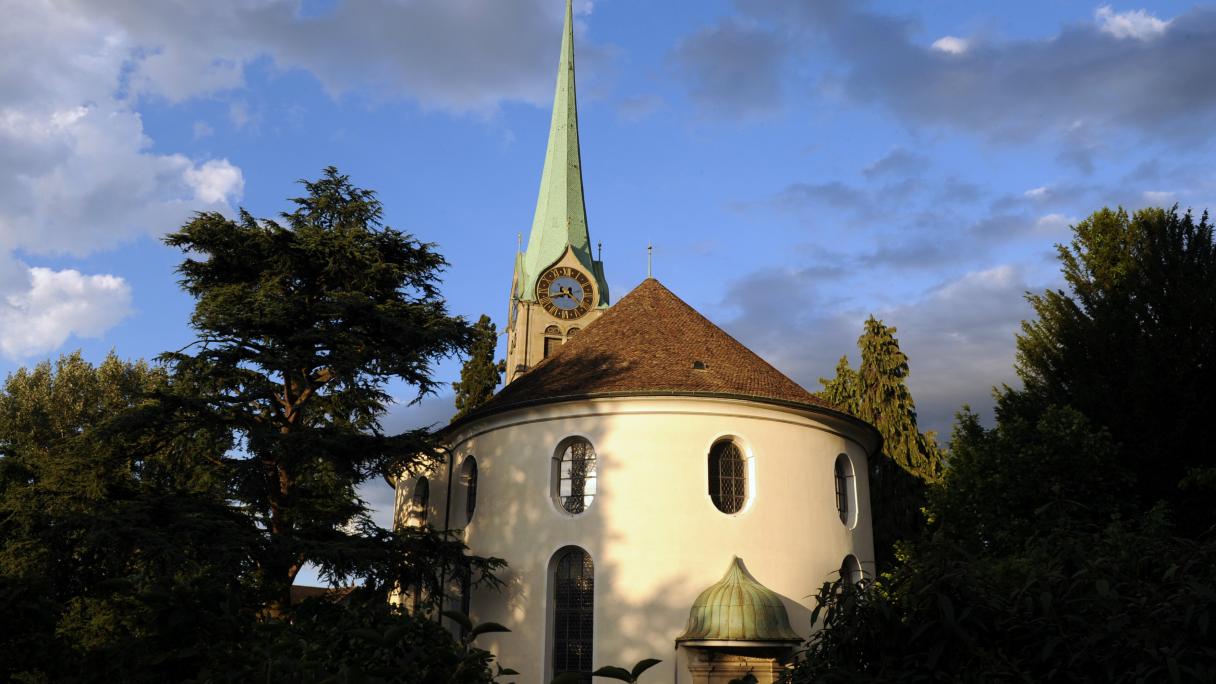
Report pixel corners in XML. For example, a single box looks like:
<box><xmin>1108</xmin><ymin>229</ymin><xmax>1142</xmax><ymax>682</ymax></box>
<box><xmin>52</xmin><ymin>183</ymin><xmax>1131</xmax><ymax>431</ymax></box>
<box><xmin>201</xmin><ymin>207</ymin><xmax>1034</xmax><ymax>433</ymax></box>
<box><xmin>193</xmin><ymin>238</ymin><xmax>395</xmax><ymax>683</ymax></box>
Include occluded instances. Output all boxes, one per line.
<box><xmin>3</xmin><ymin>0</ymin><xmax>1215</xmax><ymax>544</ymax></box>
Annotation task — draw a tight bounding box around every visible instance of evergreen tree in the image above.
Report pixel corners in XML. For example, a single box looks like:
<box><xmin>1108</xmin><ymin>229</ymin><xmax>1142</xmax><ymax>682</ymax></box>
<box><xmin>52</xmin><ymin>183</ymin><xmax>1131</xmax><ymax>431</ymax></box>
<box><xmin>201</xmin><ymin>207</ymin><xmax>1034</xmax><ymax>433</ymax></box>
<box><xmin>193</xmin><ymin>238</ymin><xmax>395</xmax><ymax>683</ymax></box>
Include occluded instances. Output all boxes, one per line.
<box><xmin>161</xmin><ymin>167</ymin><xmax>496</xmax><ymax>616</ymax></box>
<box><xmin>452</xmin><ymin>314</ymin><xmax>505</xmax><ymax>421</ymax></box>
<box><xmin>818</xmin><ymin>317</ymin><xmax>941</xmax><ymax>569</ymax></box>
<box><xmin>1017</xmin><ymin>206</ymin><xmax>1216</xmax><ymax>533</ymax></box>
<box><xmin>818</xmin><ymin>355</ymin><xmax>859</xmax><ymax>416</ymax></box>
<box><xmin>856</xmin><ymin>317</ymin><xmax>942</xmax><ymax>483</ymax></box>
<box><xmin>788</xmin><ymin>205</ymin><xmax>1216</xmax><ymax>681</ymax></box>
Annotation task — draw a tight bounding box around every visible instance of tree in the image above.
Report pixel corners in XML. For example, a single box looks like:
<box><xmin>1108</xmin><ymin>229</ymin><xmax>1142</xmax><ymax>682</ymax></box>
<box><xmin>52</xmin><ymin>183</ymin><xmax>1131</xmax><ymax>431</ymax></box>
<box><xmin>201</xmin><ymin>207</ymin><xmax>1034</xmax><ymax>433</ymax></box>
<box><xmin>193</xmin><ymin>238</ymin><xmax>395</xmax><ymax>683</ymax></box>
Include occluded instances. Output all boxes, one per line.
<box><xmin>1017</xmin><ymin>206</ymin><xmax>1216</xmax><ymax>534</ymax></box>
<box><xmin>452</xmin><ymin>315</ymin><xmax>505</xmax><ymax>421</ymax></box>
<box><xmin>818</xmin><ymin>317</ymin><xmax>942</xmax><ymax>569</ymax></box>
<box><xmin>788</xmin><ymin>205</ymin><xmax>1216</xmax><ymax>681</ymax></box>
<box><xmin>161</xmin><ymin>167</ymin><xmax>496</xmax><ymax>616</ymax></box>
<box><xmin>818</xmin><ymin>355</ymin><xmax>859</xmax><ymax>416</ymax></box>
<box><xmin>0</xmin><ymin>353</ymin><xmax>257</xmax><ymax>683</ymax></box>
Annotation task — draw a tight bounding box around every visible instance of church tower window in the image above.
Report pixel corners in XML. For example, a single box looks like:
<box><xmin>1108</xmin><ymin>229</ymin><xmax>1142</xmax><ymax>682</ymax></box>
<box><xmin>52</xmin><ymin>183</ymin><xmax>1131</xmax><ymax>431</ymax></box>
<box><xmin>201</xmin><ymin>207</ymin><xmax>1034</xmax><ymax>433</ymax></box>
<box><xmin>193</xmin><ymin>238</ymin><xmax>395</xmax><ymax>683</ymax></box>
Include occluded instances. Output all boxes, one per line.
<box><xmin>550</xmin><ymin>546</ymin><xmax>594</xmax><ymax>683</ymax></box>
<box><xmin>554</xmin><ymin>438</ymin><xmax>597</xmax><ymax>514</ymax></box>
<box><xmin>461</xmin><ymin>457</ymin><xmax>478</xmax><ymax>524</ymax></box>
<box><xmin>544</xmin><ymin>325</ymin><xmax>563</xmax><ymax>358</ymax></box>
<box><xmin>709</xmin><ymin>439</ymin><xmax>748</xmax><ymax>514</ymax></box>
<box><xmin>834</xmin><ymin>454</ymin><xmax>856</xmax><ymax>527</ymax></box>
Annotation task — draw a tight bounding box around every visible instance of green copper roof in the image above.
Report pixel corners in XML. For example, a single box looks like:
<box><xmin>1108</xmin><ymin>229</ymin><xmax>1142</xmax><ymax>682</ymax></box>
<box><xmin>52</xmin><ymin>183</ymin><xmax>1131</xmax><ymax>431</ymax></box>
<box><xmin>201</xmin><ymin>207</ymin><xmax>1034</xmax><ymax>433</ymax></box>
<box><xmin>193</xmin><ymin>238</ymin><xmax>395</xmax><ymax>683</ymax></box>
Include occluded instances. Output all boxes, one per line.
<box><xmin>676</xmin><ymin>558</ymin><xmax>801</xmax><ymax>645</ymax></box>
<box><xmin>519</xmin><ymin>0</ymin><xmax>606</xmax><ymax>303</ymax></box>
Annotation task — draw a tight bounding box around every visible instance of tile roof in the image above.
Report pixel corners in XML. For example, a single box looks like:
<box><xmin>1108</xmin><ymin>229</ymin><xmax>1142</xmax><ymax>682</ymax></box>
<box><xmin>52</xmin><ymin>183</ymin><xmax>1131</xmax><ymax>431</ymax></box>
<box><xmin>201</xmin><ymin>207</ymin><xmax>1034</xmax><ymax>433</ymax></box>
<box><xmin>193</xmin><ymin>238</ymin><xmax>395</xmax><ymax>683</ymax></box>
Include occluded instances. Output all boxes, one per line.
<box><xmin>468</xmin><ymin>278</ymin><xmax>836</xmax><ymax>420</ymax></box>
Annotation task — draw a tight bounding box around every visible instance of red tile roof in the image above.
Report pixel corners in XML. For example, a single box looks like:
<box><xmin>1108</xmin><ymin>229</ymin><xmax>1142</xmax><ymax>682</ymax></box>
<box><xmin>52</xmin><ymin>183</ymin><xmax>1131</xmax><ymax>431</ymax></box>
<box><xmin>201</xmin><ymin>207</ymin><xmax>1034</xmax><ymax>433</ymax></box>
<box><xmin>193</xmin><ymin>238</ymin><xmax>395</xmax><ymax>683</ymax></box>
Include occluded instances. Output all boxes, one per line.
<box><xmin>466</xmin><ymin>279</ymin><xmax>837</xmax><ymax>420</ymax></box>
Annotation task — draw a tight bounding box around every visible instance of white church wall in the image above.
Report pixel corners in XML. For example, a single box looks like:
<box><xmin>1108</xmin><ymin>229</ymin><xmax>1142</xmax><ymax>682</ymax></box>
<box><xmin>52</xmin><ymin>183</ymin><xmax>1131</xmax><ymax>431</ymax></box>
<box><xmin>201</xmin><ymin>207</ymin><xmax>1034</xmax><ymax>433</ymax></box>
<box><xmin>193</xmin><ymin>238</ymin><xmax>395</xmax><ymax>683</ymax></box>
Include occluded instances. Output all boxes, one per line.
<box><xmin>411</xmin><ymin>395</ymin><xmax>874</xmax><ymax>683</ymax></box>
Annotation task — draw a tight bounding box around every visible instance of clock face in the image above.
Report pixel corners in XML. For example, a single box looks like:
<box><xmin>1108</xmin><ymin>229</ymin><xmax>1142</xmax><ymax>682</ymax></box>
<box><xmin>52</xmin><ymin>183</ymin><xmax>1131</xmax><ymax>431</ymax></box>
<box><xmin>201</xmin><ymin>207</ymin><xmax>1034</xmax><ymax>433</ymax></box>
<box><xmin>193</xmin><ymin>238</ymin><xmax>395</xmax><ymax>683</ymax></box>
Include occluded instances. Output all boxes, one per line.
<box><xmin>538</xmin><ymin>266</ymin><xmax>594</xmax><ymax>319</ymax></box>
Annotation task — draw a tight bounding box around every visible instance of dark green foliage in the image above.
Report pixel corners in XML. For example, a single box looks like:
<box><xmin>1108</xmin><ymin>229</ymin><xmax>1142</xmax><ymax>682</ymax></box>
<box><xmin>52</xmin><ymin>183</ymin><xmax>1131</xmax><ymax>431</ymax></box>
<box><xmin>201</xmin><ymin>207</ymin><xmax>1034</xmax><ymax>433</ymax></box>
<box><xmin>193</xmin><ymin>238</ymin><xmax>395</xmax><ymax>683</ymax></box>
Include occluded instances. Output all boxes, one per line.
<box><xmin>1</xmin><ymin>169</ymin><xmax>509</xmax><ymax>682</ymax></box>
<box><xmin>1017</xmin><ymin>206</ymin><xmax>1216</xmax><ymax>535</ymax></box>
<box><xmin>818</xmin><ymin>318</ymin><xmax>942</xmax><ymax>570</ymax></box>
<box><xmin>787</xmin><ymin>513</ymin><xmax>1216</xmax><ymax>683</ymax></box>
<box><xmin>0</xmin><ymin>353</ymin><xmax>258</xmax><ymax>683</ymax></box>
<box><xmin>789</xmin><ymin>205</ymin><xmax>1216</xmax><ymax>682</ymax></box>
<box><xmin>161</xmin><ymin>167</ymin><xmax>484</xmax><ymax>614</ymax></box>
<box><xmin>584</xmin><ymin>658</ymin><xmax>663</xmax><ymax>682</ymax></box>
<box><xmin>453</xmin><ymin>315</ymin><xmax>505</xmax><ymax>421</ymax></box>
<box><xmin>933</xmin><ymin>395</ymin><xmax>1132</xmax><ymax>556</ymax></box>
<box><xmin>215</xmin><ymin>599</ymin><xmax>509</xmax><ymax>684</ymax></box>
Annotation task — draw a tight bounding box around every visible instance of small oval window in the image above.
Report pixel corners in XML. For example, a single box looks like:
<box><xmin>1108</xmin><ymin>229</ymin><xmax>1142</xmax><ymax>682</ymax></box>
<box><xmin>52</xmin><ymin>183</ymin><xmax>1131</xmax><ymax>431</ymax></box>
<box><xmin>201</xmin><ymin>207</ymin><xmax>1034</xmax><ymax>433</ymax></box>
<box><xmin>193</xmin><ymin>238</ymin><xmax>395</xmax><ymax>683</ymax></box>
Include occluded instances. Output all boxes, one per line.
<box><xmin>708</xmin><ymin>439</ymin><xmax>747</xmax><ymax>514</ymax></box>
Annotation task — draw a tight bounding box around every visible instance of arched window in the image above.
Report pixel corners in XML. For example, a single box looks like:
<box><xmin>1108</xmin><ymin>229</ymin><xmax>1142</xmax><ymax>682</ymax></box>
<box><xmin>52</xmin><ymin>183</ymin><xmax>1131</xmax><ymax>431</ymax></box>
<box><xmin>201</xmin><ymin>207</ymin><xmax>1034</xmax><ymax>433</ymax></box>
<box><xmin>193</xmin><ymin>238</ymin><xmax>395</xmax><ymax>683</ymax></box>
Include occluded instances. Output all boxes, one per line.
<box><xmin>551</xmin><ymin>547</ymin><xmax>594</xmax><ymax>682</ymax></box>
<box><xmin>708</xmin><ymin>439</ymin><xmax>747</xmax><ymax>514</ymax></box>
<box><xmin>544</xmin><ymin>325</ymin><xmax>563</xmax><ymax>358</ymax></box>
<box><xmin>461</xmin><ymin>457</ymin><xmax>478</xmax><ymax>524</ymax></box>
<box><xmin>840</xmin><ymin>554</ymin><xmax>863</xmax><ymax>585</ymax></box>
<box><xmin>834</xmin><ymin>454</ymin><xmax>856</xmax><ymax>527</ymax></box>
<box><xmin>554</xmin><ymin>438</ymin><xmax>597</xmax><ymax>514</ymax></box>
<box><xmin>566</xmin><ymin>327</ymin><xmax>580</xmax><ymax>338</ymax></box>
<box><xmin>409</xmin><ymin>476</ymin><xmax>430</xmax><ymax>526</ymax></box>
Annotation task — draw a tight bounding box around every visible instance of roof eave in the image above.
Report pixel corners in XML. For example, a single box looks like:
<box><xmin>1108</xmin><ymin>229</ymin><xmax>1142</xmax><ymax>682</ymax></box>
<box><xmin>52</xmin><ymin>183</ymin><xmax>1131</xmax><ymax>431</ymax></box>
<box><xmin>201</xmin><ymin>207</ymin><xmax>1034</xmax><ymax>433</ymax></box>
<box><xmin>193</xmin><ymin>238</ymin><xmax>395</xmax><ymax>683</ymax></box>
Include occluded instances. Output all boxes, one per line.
<box><xmin>443</xmin><ymin>390</ymin><xmax>883</xmax><ymax>454</ymax></box>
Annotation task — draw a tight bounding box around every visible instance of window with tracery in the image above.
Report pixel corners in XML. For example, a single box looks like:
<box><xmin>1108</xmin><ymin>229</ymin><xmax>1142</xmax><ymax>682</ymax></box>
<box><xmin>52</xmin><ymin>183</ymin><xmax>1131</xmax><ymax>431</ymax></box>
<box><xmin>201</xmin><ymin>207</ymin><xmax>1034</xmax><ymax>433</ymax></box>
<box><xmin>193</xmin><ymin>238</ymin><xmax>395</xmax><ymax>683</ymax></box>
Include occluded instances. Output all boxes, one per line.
<box><xmin>554</xmin><ymin>438</ymin><xmax>597</xmax><ymax>514</ymax></box>
<box><xmin>551</xmin><ymin>547</ymin><xmax>594</xmax><ymax>683</ymax></box>
<box><xmin>708</xmin><ymin>439</ymin><xmax>747</xmax><ymax>514</ymax></box>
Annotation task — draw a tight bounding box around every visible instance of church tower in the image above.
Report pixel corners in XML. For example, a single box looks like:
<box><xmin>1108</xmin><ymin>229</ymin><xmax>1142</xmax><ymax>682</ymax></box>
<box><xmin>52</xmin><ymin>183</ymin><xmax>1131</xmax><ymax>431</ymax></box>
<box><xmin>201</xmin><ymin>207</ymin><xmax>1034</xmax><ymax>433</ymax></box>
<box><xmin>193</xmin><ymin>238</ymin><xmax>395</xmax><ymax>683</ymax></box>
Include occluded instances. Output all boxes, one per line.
<box><xmin>505</xmin><ymin>0</ymin><xmax>610</xmax><ymax>384</ymax></box>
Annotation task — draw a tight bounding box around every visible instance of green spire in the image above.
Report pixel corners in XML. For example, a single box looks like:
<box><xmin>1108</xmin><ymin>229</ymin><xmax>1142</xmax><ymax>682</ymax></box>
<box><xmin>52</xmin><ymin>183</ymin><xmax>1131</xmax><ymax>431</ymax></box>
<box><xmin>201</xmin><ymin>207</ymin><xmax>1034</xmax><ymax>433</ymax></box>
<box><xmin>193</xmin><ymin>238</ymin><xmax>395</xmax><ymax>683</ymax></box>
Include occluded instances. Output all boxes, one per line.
<box><xmin>677</xmin><ymin>557</ymin><xmax>801</xmax><ymax>645</ymax></box>
<box><xmin>520</xmin><ymin>0</ymin><xmax>603</xmax><ymax>302</ymax></box>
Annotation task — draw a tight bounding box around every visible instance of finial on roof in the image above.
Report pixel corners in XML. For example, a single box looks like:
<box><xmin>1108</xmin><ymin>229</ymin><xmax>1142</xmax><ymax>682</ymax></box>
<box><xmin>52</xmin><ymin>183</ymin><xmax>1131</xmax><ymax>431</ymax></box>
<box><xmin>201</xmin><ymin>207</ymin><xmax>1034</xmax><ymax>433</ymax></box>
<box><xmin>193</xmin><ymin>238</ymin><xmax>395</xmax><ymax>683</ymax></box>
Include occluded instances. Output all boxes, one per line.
<box><xmin>647</xmin><ymin>242</ymin><xmax>653</xmax><ymax>278</ymax></box>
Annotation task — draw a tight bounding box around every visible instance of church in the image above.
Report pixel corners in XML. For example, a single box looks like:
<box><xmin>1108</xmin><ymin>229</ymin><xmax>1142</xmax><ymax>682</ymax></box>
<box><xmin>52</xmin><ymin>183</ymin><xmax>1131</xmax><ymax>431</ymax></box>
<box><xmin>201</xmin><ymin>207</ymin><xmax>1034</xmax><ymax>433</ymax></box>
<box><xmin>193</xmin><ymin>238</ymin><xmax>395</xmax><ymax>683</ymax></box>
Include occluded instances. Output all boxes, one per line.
<box><xmin>395</xmin><ymin>2</ymin><xmax>880</xmax><ymax>682</ymax></box>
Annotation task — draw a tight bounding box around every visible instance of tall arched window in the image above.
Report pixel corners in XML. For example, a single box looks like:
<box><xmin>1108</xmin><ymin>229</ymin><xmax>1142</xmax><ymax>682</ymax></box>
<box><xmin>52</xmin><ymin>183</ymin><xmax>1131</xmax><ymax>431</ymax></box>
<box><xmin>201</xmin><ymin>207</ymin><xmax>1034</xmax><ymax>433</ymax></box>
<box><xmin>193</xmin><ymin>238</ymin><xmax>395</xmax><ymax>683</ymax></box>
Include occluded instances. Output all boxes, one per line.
<box><xmin>461</xmin><ymin>457</ymin><xmax>478</xmax><ymax>524</ymax></box>
<box><xmin>554</xmin><ymin>438</ymin><xmax>597</xmax><ymax>514</ymax></box>
<box><xmin>708</xmin><ymin>439</ymin><xmax>747</xmax><ymax>514</ymax></box>
<box><xmin>834</xmin><ymin>454</ymin><xmax>856</xmax><ymax>527</ymax></box>
<box><xmin>551</xmin><ymin>547</ymin><xmax>594</xmax><ymax>682</ymax></box>
<box><xmin>409</xmin><ymin>476</ymin><xmax>430</xmax><ymax>526</ymax></box>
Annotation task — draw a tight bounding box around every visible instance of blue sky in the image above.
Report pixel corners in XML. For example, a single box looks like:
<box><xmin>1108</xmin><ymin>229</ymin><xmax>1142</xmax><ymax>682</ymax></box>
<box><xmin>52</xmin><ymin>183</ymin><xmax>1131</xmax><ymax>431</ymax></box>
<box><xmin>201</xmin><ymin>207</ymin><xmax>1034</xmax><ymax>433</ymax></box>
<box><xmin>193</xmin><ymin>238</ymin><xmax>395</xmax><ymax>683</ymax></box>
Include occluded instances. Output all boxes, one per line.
<box><xmin>3</xmin><ymin>1</ymin><xmax>1214</xmax><ymax>538</ymax></box>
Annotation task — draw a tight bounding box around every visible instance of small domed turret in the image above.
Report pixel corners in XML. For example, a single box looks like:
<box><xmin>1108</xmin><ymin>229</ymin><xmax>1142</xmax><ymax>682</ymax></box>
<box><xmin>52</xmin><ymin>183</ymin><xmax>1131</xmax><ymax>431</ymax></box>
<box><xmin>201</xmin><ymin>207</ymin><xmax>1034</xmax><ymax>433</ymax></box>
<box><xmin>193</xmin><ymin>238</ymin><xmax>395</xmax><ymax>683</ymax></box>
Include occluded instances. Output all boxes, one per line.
<box><xmin>677</xmin><ymin>557</ymin><xmax>802</xmax><ymax>645</ymax></box>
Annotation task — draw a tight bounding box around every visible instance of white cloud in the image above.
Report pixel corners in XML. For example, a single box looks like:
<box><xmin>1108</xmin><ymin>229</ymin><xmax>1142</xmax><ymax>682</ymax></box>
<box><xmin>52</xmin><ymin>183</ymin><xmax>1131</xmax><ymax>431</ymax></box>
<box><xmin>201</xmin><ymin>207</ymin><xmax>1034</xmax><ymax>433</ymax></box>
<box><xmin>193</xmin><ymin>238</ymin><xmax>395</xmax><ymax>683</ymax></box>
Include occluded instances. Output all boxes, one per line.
<box><xmin>1095</xmin><ymin>6</ymin><xmax>1170</xmax><ymax>40</ymax></box>
<box><xmin>1143</xmin><ymin>190</ymin><xmax>1177</xmax><ymax>205</ymax></box>
<box><xmin>931</xmin><ymin>36</ymin><xmax>970</xmax><ymax>54</ymax></box>
<box><xmin>185</xmin><ymin>159</ymin><xmax>244</xmax><ymax>205</ymax></box>
<box><xmin>719</xmin><ymin>263</ymin><xmax>1039</xmax><ymax>435</ymax></box>
<box><xmin>0</xmin><ymin>266</ymin><xmax>133</xmax><ymax>359</ymax></box>
<box><xmin>0</xmin><ymin>103</ymin><xmax>244</xmax><ymax>257</ymax></box>
<box><xmin>1034</xmin><ymin>213</ymin><xmax>1074</xmax><ymax>234</ymax></box>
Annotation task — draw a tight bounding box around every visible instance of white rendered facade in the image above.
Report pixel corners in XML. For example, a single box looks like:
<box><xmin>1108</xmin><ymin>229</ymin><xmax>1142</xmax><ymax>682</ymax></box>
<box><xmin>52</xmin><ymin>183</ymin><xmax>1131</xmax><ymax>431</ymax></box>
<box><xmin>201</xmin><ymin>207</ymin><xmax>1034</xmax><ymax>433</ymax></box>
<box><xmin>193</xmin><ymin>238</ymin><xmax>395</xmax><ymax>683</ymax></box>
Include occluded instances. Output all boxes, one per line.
<box><xmin>399</xmin><ymin>395</ymin><xmax>877</xmax><ymax>683</ymax></box>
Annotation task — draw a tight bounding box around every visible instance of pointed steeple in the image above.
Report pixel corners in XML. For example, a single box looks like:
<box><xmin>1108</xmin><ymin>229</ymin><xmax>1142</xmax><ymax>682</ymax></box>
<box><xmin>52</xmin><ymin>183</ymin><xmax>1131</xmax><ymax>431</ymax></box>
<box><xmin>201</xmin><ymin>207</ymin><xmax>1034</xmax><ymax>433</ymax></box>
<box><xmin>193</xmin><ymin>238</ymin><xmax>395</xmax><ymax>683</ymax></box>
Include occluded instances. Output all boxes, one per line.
<box><xmin>519</xmin><ymin>0</ymin><xmax>604</xmax><ymax>303</ymax></box>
